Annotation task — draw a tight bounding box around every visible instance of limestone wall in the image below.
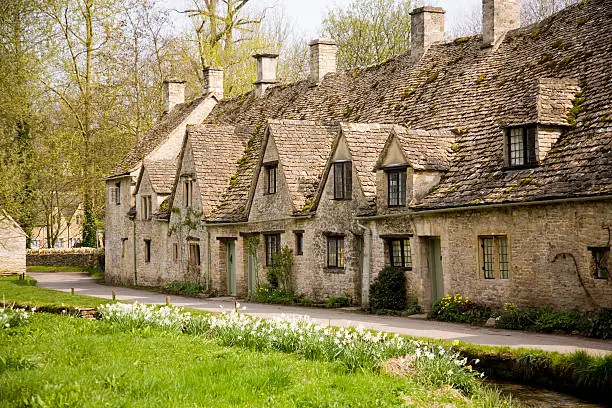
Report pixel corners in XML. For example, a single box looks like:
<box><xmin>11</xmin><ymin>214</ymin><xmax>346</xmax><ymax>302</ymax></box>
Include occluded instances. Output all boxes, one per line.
<box><xmin>27</xmin><ymin>248</ymin><xmax>102</xmax><ymax>268</ymax></box>
<box><xmin>0</xmin><ymin>215</ymin><xmax>26</xmax><ymax>274</ymax></box>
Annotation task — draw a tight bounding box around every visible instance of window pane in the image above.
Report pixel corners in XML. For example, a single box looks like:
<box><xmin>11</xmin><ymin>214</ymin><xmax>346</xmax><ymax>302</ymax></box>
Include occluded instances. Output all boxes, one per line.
<box><xmin>498</xmin><ymin>237</ymin><xmax>509</xmax><ymax>279</ymax></box>
<box><xmin>391</xmin><ymin>240</ymin><xmax>402</xmax><ymax>267</ymax></box>
<box><xmin>482</xmin><ymin>238</ymin><xmax>494</xmax><ymax>279</ymax></box>
<box><xmin>327</xmin><ymin>238</ymin><xmax>337</xmax><ymax>267</ymax></box>
<box><xmin>334</xmin><ymin>163</ymin><xmax>344</xmax><ymax>199</ymax></box>
<box><xmin>399</xmin><ymin>171</ymin><xmax>406</xmax><ymax>206</ymax></box>
<box><xmin>338</xmin><ymin>238</ymin><xmax>345</xmax><ymax>267</ymax></box>
<box><xmin>344</xmin><ymin>162</ymin><xmax>352</xmax><ymax>199</ymax></box>
<box><xmin>510</xmin><ymin>128</ymin><xmax>524</xmax><ymax>166</ymax></box>
<box><xmin>404</xmin><ymin>239</ymin><xmax>412</xmax><ymax>268</ymax></box>
<box><xmin>388</xmin><ymin>172</ymin><xmax>399</xmax><ymax>206</ymax></box>
<box><xmin>593</xmin><ymin>248</ymin><xmax>610</xmax><ymax>279</ymax></box>
<box><xmin>267</xmin><ymin>166</ymin><xmax>277</xmax><ymax>194</ymax></box>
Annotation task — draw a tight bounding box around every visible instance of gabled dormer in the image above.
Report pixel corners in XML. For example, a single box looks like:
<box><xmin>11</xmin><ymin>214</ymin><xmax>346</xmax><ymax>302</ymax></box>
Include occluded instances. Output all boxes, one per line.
<box><xmin>503</xmin><ymin>77</ymin><xmax>580</xmax><ymax>169</ymax></box>
<box><xmin>375</xmin><ymin>126</ymin><xmax>455</xmax><ymax>211</ymax></box>
<box><xmin>248</xmin><ymin>120</ymin><xmax>338</xmax><ymax>221</ymax></box>
<box><xmin>134</xmin><ymin>159</ymin><xmax>177</xmax><ymax>221</ymax></box>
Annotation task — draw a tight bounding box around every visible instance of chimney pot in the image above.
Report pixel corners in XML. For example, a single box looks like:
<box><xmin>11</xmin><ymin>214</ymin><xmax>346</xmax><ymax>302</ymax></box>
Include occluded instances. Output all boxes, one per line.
<box><xmin>309</xmin><ymin>39</ymin><xmax>337</xmax><ymax>84</ymax></box>
<box><xmin>410</xmin><ymin>6</ymin><xmax>446</xmax><ymax>61</ymax></box>
<box><xmin>203</xmin><ymin>67</ymin><xmax>224</xmax><ymax>99</ymax></box>
<box><xmin>253</xmin><ymin>53</ymin><xmax>279</xmax><ymax>97</ymax></box>
<box><xmin>163</xmin><ymin>79</ymin><xmax>186</xmax><ymax>113</ymax></box>
<box><xmin>482</xmin><ymin>0</ymin><xmax>521</xmax><ymax>47</ymax></box>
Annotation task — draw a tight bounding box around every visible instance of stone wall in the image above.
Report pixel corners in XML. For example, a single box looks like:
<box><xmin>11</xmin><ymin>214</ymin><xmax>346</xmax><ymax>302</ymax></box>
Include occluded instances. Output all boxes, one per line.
<box><xmin>27</xmin><ymin>248</ymin><xmax>102</xmax><ymax>268</ymax></box>
<box><xmin>412</xmin><ymin>200</ymin><xmax>612</xmax><ymax>312</ymax></box>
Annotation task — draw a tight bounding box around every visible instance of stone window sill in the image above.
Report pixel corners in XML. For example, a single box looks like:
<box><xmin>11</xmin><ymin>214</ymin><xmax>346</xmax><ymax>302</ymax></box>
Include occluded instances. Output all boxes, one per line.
<box><xmin>325</xmin><ymin>267</ymin><xmax>345</xmax><ymax>274</ymax></box>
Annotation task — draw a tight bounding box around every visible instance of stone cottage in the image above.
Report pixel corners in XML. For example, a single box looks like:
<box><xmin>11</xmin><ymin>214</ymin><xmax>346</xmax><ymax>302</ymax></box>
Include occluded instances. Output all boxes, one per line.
<box><xmin>0</xmin><ymin>210</ymin><xmax>26</xmax><ymax>275</ymax></box>
<box><xmin>106</xmin><ymin>0</ymin><xmax>611</xmax><ymax>312</ymax></box>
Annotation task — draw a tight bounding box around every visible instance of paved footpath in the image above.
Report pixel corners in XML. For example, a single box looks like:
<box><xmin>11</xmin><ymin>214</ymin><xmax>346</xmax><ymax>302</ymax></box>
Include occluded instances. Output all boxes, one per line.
<box><xmin>31</xmin><ymin>272</ymin><xmax>612</xmax><ymax>356</ymax></box>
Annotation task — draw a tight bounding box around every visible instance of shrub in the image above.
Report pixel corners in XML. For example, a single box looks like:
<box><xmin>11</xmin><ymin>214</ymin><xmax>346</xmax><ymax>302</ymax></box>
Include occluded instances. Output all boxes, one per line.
<box><xmin>250</xmin><ymin>284</ymin><xmax>297</xmax><ymax>305</ymax></box>
<box><xmin>0</xmin><ymin>307</ymin><xmax>30</xmax><ymax>329</ymax></box>
<box><xmin>369</xmin><ymin>267</ymin><xmax>407</xmax><ymax>311</ymax></box>
<box><xmin>429</xmin><ymin>294</ymin><xmax>491</xmax><ymax>324</ymax></box>
<box><xmin>325</xmin><ymin>296</ymin><xmax>350</xmax><ymax>308</ymax></box>
<box><xmin>267</xmin><ymin>246</ymin><xmax>293</xmax><ymax>293</ymax></box>
<box><xmin>496</xmin><ymin>304</ymin><xmax>612</xmax><ymax>339</ymax></box>
<box><xmin>162</xmin><ymin>281</ymin><xmax>208</xmax><ymax>297</ymax></box>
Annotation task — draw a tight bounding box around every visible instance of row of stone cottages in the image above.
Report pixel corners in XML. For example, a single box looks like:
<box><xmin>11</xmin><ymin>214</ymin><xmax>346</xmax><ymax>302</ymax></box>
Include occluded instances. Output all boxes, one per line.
<box><xmin>105</xmin><ymin>0</ymin><xmax>611</xmax><ymax>311</ymax></box>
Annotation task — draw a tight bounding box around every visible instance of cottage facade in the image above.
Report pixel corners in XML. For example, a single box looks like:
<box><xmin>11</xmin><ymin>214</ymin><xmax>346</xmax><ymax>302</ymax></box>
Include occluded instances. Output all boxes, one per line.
<box><xmin>105</xmin><ymin>0</ymin><xmax>611</xmax><ymax>311</ymax></box>
<box><xmin>0</xmin><ymin>210</ymin><xmax>26</xmax><ymax>275</ymax></box>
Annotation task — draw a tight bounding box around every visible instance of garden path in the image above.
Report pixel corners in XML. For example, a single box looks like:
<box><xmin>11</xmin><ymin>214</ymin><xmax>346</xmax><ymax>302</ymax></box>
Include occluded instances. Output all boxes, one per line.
<box><xmin>30</xmin><ymin>272</ymin><xmax>612</xmax><ymax>356</ymax></box>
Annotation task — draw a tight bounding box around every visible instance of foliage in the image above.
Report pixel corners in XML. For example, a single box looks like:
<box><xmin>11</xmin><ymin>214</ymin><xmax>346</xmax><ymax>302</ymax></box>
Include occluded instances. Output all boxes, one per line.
<box><xmin>266</xmin><ymin>245</ymin><xmax>293</xmax><ymax>293</ymax></box>
<box><xmin>495</xmin><ymin>303</ymin><xmax>612</xmax><ymax>339</ymax></box>
<box><xmin>0</xmin><ymin>307</ymin><xmax>30</xmax><ymax>329</ymax></box>
<box><xmin>429</xmin><ymin>294</ymin><xmax>492</xmax><ymax>324</ymax></box>
<box><xmin>369</xmin><ymin>267</ymin><xmax>408</xmax><ymax>311</ymax></box>
<box><xmin>0</xmin><ymin>313</ymin><xmax>515</xmax><ymax>407</ymax></box>
<box><xmin>325</xmin><ymin>296</ymin><xmax>351</xmax><ymax>308</ymax></box>
<box><xmin>322</xmin><ymin>0</ymin><xmax>413</xmax><ymax>69</ymax></box>
<box><xmin>162</xmin><ymin>281</ymin><xmax>208</xmax><ymax>297</ymax></box>
<box><xmin>250</xmin><ymin>284</ymin><xmax>297</xmax><ymax>305</ymax></box>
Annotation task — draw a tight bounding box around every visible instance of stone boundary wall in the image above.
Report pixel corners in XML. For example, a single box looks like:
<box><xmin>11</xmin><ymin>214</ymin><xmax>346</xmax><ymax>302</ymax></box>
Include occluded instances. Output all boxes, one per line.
<box><xmin>27</xmin><ymin>248</ymin><xmax>104</xmax><ymax>269</ymax></box>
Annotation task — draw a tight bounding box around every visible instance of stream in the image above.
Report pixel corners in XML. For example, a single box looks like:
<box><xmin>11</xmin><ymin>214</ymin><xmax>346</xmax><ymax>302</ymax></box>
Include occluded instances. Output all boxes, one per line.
<box><xmin>489</xmin><ymin>380</ymin><xmax>608</xmax><ymax>407</ymax></box>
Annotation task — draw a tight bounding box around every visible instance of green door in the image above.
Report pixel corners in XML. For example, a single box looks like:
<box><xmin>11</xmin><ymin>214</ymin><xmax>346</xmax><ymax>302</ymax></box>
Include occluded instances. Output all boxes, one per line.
<box><xmin>227</xmin><ymin>241</ymin><xmax>236</xmax><ymax>296</ymax></box>
<box><xmin>428</xmin><ymin>237</ymin><xmax>444</xmax><ymax>305</ymax></box>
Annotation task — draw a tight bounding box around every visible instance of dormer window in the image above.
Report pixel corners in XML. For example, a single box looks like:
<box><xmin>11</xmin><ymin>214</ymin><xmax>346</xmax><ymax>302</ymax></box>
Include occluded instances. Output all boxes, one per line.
<box><xmin>387</xmin><ymin>168</ymin><xmax>406</xmax><ymax>207</ymax></box>
<box><xmin>265</xmin><ymin>162</ymin><xmax>278</xmax><ymax>194</ymax></box>
<box><xmin>507</xmin><ymin>126</ymin><xmax>537</xmax><ymax>168</ymax></box>
<box><xmin>333</xmin><ymin>161</ymin><xmax>352</xmax><ymax>200</ymax></box>
<box><xmin>141</xmin><ymin>196</ymin><xmax>152</xmax><ymax>220</ymax></box>
<box><xmin>183</xmin><ymin>178</ymin><xmax>193</xmax><ymax>207</ymax></box>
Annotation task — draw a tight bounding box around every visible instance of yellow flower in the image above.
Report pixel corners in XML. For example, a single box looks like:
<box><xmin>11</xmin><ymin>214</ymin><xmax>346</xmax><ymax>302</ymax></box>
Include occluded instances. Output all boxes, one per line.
<box><xmin>453</xmin><ymin>340</ymin><xmax>459</xmax><ymax>346</ymax></box>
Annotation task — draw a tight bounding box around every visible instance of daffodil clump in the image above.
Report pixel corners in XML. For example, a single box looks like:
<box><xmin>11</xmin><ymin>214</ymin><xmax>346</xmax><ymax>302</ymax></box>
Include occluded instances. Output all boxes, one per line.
<box><xmin>0</xmin><ymin>307</ymin><xmax>29</xmax><ymax>329</ymax></box>
<box><xmin>430</xmin><ymin>293</ymin><xmax>492</xmax><ymax>324</ymax></box>
<box><xmin>98</xmin><ymin>302</ymin><xmax>483</xmax><ymax>392</ymax></box>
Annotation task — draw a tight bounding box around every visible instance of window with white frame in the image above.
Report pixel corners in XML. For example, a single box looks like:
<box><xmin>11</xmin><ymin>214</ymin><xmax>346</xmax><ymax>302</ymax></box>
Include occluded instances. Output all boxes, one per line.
<box><xmin>480</xmin><ymin>235</ymin><xmax>509</xmax><ymax>279</ymax></box>
<box><xmin>507</xmin><ymin>126</ymin><xmax>537</xmax><ymax>167</ymax></box>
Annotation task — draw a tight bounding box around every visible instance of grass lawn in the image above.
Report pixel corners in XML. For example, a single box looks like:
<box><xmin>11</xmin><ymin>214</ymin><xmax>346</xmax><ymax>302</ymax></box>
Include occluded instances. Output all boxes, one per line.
<box><xmin>0</xmin><ymin>276</ymin><xmax>112</xmax><ymax>310</ymax></box>
<box><xmin>0</xmin><ymin>313</ymin><xmax>494</xmax><ymax>408</ymax></box>
<box><xmin>27</xmin><ymin>265</ymin><xmax>104</xmax><ymax>277</ymax></box>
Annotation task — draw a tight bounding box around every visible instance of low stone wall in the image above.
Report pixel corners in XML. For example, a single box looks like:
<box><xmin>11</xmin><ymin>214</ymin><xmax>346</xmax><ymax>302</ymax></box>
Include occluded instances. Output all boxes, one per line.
<box><xmin>27</xmin><ymin>248</ymin><xmax>104</xmax><ymax>269</ymax></box>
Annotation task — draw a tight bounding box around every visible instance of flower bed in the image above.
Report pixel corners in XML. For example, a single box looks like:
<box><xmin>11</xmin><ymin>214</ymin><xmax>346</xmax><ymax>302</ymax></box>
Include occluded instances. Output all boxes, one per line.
<box><xmin>98</xmin><ymin>303</ymin><xmax>484</xmax><ymax>394</ymax></box>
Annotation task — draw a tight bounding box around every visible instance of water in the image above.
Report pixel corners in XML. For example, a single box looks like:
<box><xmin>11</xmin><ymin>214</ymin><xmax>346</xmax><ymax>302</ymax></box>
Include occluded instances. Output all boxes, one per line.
<box><xmin>490</xmin><ymin>381</ymin><xmax>608</xmax><ymax>408</ymax></box>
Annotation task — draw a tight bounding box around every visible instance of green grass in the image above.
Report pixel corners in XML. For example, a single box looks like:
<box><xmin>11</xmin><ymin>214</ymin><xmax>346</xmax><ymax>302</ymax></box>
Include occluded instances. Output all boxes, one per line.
<box><xmin>27</xmin><ymin>265</ymin><xmax>104</xmax><ymax>277</ymax></box>
<box><xmin>0</xmin><ymin>313</ymin><xmax>504</xmax><ymax>407</ymax></box>
<box><xmin>0</xmin><ymin>276</ymin><xmax>112</xmax><ymax>310</ymax></box>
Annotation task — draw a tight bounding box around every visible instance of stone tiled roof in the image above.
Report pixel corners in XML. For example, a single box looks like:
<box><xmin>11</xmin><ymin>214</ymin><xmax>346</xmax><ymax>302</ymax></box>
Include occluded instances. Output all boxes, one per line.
<box><xmin>392</xmin><ymin>128</ymin><xmax>456</xmax><ymax>171</ymax></box>
<box><xmin>144</xmin><ymin>159</ymin><xmax>177</xmax><ymax>194</ymax></box>
<box><xmin>268</xmin><ymin>120</ymin><xmax>339</xmax><ymax>213</ymax></box>
<box><xmin>187</xmin><ymin>125</ymin><xmax>249</xmax><ymax>218</ymax></box>
<box><xmin>111</xmin><ymin>97</ymin><xmax>206</xmax><ymax>176</ymax></box>
<box><xmin>205</xmin><ymin>0</ymin><xmax>611</xmax><ymax>214</ymax></box>
<box><xmin>533</xmin><ymin>77</ymin><xmax>581</xmax><ymax>126</ymax></box>
<box><xmin>340</xmin><ymin>123</ymin><xmax>394</xmax><ymax>205</ymax></box>
<box><xmin>208</xmin><ymin>126</ymin><xmax>261</xmax><ymax>222</ymax></box>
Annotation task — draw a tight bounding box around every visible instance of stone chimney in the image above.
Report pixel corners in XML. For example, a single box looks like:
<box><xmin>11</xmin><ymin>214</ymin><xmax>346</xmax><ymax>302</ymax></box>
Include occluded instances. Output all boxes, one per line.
<box><xmin>203</xmin><ymin>67</ymin><xmax>224</xmax><ymax>99</ymax></box>
<box><xmin>410</xmin><ymin>6</ymin><xmax>446</xmax><ymax>61</ymax></box>
<box><xmin>163</xmin><ymin>79</ymin><xmax>186</xmax><ymax>113</ymax></box>
<box><xmin>309</xmin><ymin>39</ymin><xmax>337</xmax><ymax>84</ymax></box>
<box><xmin>482</xmin><ymin>0</ymin><xmax>521</xmax><ymax>47</ymax></box>
<box><xmin>253</xmin><ymin>53</ymin><xmax>279</xmax><ymax>97</ymax></box>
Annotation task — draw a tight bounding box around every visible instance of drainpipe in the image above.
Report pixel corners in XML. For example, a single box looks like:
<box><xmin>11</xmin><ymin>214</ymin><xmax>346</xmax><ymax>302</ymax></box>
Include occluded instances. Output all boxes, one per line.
<box><xmin>356</xmin><ymin>221</ymin><xmax>371</xmax><ymax>309</ymax></box>
<box><xmin>206</xmin><ymin>223</ymin><xmax>212</xmax><ymax>292</ymax></box>
<box><xmin>132</xmin><ymin>219</ymin><xmax>137</xmax><ymax>285</ymax></box>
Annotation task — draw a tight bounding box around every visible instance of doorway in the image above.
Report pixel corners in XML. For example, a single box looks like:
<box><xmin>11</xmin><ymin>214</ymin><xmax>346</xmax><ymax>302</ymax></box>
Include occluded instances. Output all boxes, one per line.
<box><xmin>427</xmin><ymin>237</ymin><xmax>444</xmax><ymax>305</ymax></box>
<box><xmin>226</xmin><ymin>240</ymin><xmax>236</xmax><ymax>296</ymax></box>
